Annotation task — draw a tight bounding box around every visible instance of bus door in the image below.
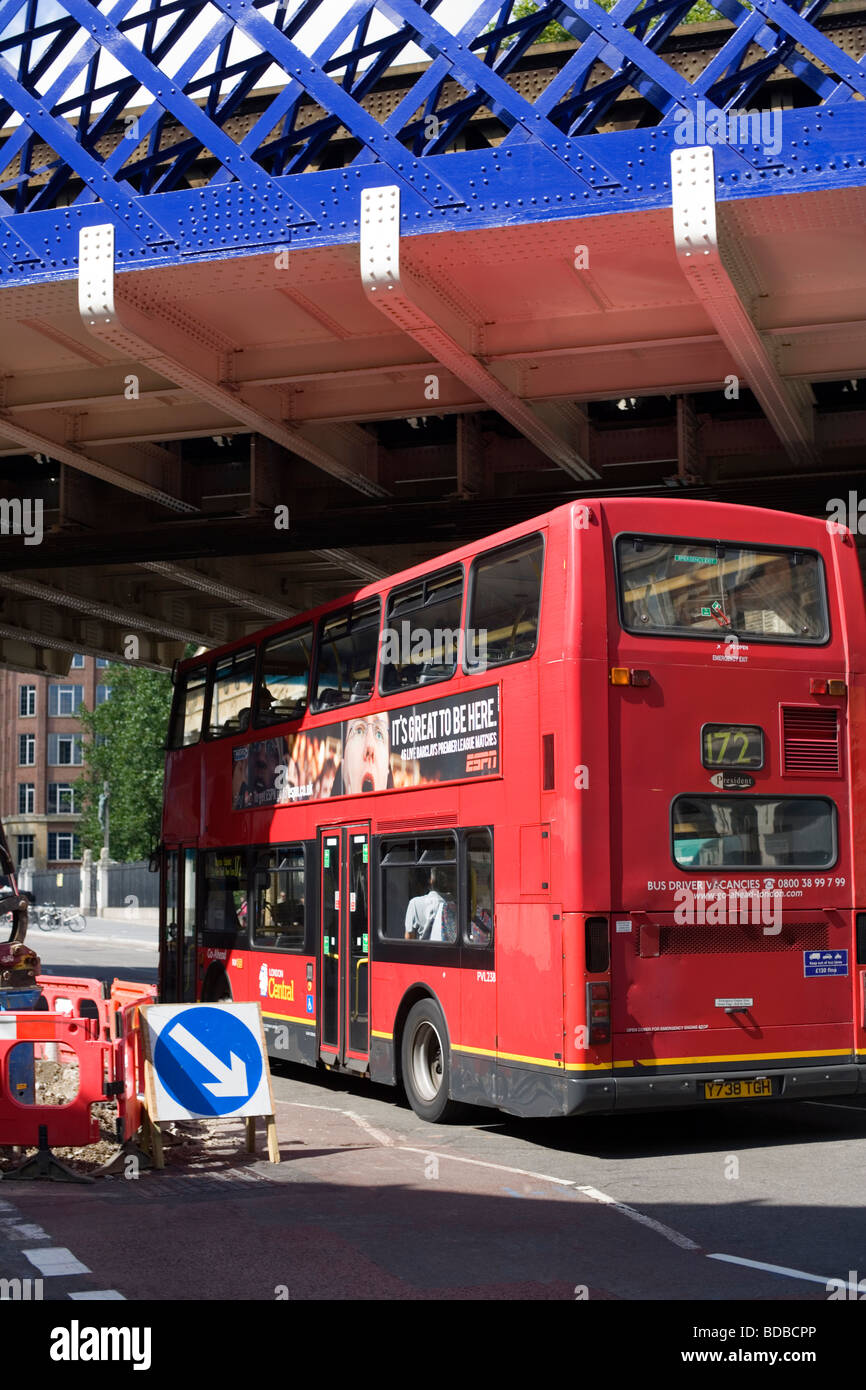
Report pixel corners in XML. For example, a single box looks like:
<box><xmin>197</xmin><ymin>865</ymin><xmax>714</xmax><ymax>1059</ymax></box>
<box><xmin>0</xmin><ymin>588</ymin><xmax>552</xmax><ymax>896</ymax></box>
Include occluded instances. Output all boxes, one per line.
<box><xmin>318</xmin><ymin>823</ymin><xmax>371</xmax><ymax>1068</ymax></box>
<box><xmin>160</xmin><ymin>844</ymin><xmax>198</xmax><ymax>1002</ymax></box>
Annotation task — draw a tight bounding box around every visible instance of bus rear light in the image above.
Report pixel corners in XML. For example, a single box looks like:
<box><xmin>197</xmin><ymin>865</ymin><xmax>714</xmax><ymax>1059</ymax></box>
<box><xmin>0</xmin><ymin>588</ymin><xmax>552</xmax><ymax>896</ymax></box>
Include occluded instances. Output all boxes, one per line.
<box><xmin>828</xmin><ymin>680</ymin><xmax>846</xmax><ymax>696</ymax></box>
<box><xmin>586</xmin><ymin>983</ymin><xmax>611</xmax><ymax>1046</ymax></box>
<box><xmin>610</xmin><ymin>668</ymin><xmax>651</xmax><ymax>687</ymax></box>
<box><xmin>810</xmin><ymin>678</ymin><xmax>846</xmax><ymax>695</ymax></box>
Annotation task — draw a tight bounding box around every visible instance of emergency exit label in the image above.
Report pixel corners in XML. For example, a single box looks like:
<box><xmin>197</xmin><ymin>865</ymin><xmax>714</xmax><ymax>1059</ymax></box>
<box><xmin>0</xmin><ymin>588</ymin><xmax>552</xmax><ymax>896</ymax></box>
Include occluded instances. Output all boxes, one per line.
<box><xmin>804</xmin><ymin>949</ymin><xmax>848</xmax><ymax>978</ymax></box>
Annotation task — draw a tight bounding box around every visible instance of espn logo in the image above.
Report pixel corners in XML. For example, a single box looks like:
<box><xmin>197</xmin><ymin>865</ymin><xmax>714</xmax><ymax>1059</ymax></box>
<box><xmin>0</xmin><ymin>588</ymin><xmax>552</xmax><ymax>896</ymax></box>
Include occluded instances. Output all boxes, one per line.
<box><xmin>466</xmin><ymin>751</ymin><xmax>497</xmax><ymax>773</ymax></box>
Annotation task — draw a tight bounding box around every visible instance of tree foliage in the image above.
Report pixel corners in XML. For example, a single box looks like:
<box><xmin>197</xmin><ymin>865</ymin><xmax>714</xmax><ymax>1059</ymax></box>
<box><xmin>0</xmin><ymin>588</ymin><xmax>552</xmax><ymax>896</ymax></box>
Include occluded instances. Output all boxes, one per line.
<box><xmin>77</xmin><ymin>665</ymin><xmax>173</xmax><ymax>861</ymax></box>
<box><xmin>498</xmin><ymin>0</ymin><xmax>722</xmax><ymax>43</ymax></box>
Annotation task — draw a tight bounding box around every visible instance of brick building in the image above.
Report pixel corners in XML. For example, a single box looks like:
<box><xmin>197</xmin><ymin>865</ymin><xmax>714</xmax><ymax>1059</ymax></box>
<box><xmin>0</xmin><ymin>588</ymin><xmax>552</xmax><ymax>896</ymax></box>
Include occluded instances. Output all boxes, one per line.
<box><xmin>0</xmin><ymin>656</ymin><xmax>110</xmax><ymax>870</ymax></box>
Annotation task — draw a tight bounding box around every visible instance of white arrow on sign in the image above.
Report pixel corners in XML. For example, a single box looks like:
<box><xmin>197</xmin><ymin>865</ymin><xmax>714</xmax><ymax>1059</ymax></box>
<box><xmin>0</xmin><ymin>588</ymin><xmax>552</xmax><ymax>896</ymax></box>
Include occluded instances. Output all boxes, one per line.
<box><xmin>167</xmin><ymin>1021</ymin><xmax>249</xmax><ymax>1097</ymax></box>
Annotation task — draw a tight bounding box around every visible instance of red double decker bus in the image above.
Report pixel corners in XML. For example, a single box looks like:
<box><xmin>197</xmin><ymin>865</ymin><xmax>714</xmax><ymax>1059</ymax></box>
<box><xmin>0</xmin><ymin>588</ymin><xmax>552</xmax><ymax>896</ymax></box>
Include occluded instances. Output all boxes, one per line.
<box><xmin>158</xmin><ymin>498</ymin><xmax>866</xmax><ymax>1121</ymax></box>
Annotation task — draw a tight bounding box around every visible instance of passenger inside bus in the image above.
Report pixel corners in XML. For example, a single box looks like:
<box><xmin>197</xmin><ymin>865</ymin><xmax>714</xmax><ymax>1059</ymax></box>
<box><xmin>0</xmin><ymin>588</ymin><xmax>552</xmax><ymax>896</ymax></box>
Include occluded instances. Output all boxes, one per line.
<box><xmin>404</xmin><ymin>868</ymin><xmax>457</xmax><ymax>943</ymax></box>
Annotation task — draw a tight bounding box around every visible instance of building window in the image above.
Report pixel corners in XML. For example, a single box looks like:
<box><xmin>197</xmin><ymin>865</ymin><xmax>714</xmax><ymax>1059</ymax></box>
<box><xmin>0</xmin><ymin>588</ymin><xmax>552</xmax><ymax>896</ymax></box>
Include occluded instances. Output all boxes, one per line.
<box><xmin>18</xmin><ymin>733</ymin><xmax>35</xmax><ymax>766</ymax></box>
<box><xmin>96</xmin><ymin>684</ymin><xmax>111</xmax><ymax>705</ymax></box>
<box><xmin>47</xmin><ymin>832</ymin><xmax>80</xmax><ymax>861</ymax></box>
<box><xmin>17</xmin><ymin>783</ymin><xmax>35</xmax><ymax>815</ymax></box>
<box><xmin>19</xmin><ymin>685</ymin><xmax>35</xmax><ymax>717</ymax></box>
<box><xmin>16</xmin><ymin>835</ymin><xmax>34</xmax><ymax>865</ymax></box>
<box><xmin>47</xmin><ymin>783</ymin><xmax>76</xmax><ymax>815</ymax></box>
<box><xmin>48</xmin><ymin>685</ymin><xmax>84</xmax><ymax>717</ymax></box>
<box><xmin>47</xmin><ymin>734</ymin><xmax>83</xmax><ymax>766</ymax></box>
<box><xmin>70</xmin><ymin>654</ymin><xmax>85</xmax><ymax>669</ymax></box>
<box><xmin>96</xmin><ymin>658</ymin><xmax>109</xmax><ymax>668</ymax></box>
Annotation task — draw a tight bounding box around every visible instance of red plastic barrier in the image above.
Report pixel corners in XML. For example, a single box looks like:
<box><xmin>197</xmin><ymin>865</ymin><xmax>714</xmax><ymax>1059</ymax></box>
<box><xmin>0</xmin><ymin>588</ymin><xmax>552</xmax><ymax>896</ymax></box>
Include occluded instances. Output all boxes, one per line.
<box><xmin>0</xmin><ymin>1012</ymin><xmax>112</xmax><ymax>1148</ymax></box>
<box><xmin>114</xmin><ymin>999</ymin><xmax>150</xmax><ymax>1142</ymax></box>
<box><xmin>36</xmin><ymin>975</ymin><xmax>113</xmax><ymax>1039</ymax></box>
<box><xmin>109</xmin><ymin>979</ymin><xmax>156</xmax><ymax>1038</ymax></box>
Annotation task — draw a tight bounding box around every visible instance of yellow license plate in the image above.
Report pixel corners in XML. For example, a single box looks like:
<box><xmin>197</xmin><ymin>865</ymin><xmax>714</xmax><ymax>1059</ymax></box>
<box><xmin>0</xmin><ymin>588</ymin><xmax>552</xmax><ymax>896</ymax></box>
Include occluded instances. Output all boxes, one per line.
<box><xmin>703</xmin><ymin>1078</ymin><xmax>772</xmax><ymax>1101</ymax></box>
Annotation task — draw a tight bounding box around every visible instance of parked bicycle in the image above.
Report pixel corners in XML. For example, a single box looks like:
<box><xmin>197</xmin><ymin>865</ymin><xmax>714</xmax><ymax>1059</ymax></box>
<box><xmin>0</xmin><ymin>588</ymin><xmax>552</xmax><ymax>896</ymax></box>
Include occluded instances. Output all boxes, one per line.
<box><xmin>34</xmin><ymin>902</ymin><xmax>86</xmax><ymax>933</ymax></box>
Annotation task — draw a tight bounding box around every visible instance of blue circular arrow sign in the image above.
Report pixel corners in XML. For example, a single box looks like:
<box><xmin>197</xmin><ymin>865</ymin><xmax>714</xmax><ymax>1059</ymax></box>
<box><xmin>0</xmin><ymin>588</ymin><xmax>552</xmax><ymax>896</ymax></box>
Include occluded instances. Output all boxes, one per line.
<box><xmin>153</xmin><ymin>1007</ymin><xmax>264</xmax><ymax>1117</ymax></box>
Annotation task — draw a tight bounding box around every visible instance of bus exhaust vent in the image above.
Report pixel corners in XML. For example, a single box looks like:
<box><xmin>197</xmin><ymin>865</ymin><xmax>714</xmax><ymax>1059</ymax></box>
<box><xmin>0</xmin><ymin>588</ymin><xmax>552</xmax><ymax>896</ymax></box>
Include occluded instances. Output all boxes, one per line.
<box><xmin>781</xmin><ymin>706</ymin><xmax>840</xmax><ymax>775</ymax></box>
<box><xmin>656</xmin><ymin>923</ymin><xmax>830</xmax><ymax>955</ymax></box>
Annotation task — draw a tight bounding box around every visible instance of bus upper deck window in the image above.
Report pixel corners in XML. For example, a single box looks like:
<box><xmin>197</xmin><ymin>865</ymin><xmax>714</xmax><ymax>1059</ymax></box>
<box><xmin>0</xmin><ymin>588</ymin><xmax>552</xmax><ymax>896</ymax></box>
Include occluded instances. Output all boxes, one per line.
<box><xmin>313</xmin><ymin>599</ymin><xmax>381</xmax><ymax>713</ymax></box>
<box><xmin>169</xmin><ymin>665</ymin><xmax>207</xmax><ymax>748</ymax></box>
<box><xmin>255</xmin><ymin>626</ymin><xmax>312</xmax><ymax>726</ymax></box>
<box><xmin>380</xmin><ymin>566</ymin><xmax>463</xmax><ymax>695</ymax></box>
<box><xmin>208</xmin><ymin>649</ymin><xmax>256</xmax><ymax>739</ymax></box>
<box><xmin>465</xmin><ymin>535</ymin><xmax>543</xmax><ymax>672</ymax></box>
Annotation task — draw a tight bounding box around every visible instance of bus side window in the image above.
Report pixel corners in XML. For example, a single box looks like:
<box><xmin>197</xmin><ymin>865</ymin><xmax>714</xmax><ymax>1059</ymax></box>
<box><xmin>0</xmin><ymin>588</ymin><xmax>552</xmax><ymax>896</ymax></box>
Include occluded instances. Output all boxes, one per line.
<box><xmin>465</xmin><ymin>535</ymin><xmax>543</xmax><ymax>672</ymax></box>
<box><xmin>168</xmin><ymin>665</ymin><xmax>208</xmax><ymax>748</ymax></box>
<box><xmin>202</xmin><ymin>851</ymin><xmax>247</xmax><ymax>933</ymax></box>
<box><xmin>255</xmin><ymin>626</ymin><xmax>312</xmax><ymax>726</ymax></box>
<box><xmin>380</xmin><ymin>836</ymin><xmax>458</xmax><ymax>943</ymax></box>
<box><xmin>208</xmin><ymin>649</ymin><xmax>256</xmax><ymax>738</ymax></box>
<box><xmin>466</xmin><ymin>829</ymin><xmax>493</xmax><ymax>947</ymax></box>
<box><xmin>253</xmin><ymin>845</ymin><xmax>306</xmax><ymax>951</ymax></box>
<box><xmin>313</xmin><ymin>599</ymin><xmax>381</xmax><ymax>713</ymax></box>
<box><xmin>380</xmin><ymin>566</ymin><xmax>463</xmax><ymax>695</ymax></box>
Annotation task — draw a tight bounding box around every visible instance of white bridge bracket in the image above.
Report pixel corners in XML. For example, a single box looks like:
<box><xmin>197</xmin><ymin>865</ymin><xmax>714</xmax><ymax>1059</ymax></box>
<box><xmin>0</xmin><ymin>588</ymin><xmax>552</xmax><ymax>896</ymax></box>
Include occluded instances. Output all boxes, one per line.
<box><xmin>672</xmin><ymin>147</ymin><xmax>818</xmax><ymax>468</ymax></box>
<box><xmin>79</xmin><ymin>225</ymin><xmax>387</xmax><ymax>500</ymax></box>
<box><xmin>361</xmin><ymin>185</ymin><xmax>597</xmax><ymax>482</ymax></box>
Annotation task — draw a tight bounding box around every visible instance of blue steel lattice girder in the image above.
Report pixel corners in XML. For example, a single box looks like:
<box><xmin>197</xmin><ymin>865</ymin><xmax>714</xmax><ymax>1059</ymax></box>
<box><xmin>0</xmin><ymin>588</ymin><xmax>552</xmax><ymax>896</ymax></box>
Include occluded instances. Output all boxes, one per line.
<box><xmin>0</xmin><ymin>99</ymin><xmax>865</xmax><ymax>285</ymax></box>
<box><xmin>0</xmin><ymin>0</ymin><xmax>862</xmax><ymax>282</ymax></box>
<box><xmin>45</xmin><ymin>0</ymin><xmax>321</xmax><ymax>234</ymax></box>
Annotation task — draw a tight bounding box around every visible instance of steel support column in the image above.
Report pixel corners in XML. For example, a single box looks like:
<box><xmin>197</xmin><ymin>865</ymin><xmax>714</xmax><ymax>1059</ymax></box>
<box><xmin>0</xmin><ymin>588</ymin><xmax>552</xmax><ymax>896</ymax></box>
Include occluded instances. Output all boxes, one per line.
<box><xmin>361</xmin><ymin>185</ymin><xmax>597</xmax><ymax>482</ymax></box>
<box><xmin>672</xmin><ymin>147</ymin><xmax>818</xmax><ymax>468</ymax></box>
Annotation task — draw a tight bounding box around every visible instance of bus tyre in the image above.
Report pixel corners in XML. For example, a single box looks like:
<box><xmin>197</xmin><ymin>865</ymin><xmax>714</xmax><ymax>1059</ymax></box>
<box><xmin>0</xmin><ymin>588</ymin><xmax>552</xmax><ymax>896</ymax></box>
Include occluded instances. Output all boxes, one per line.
<box><xmin>401</xmin><ymin>999</ymin><xmax>459</xmax><ymax>1123</ymax></box>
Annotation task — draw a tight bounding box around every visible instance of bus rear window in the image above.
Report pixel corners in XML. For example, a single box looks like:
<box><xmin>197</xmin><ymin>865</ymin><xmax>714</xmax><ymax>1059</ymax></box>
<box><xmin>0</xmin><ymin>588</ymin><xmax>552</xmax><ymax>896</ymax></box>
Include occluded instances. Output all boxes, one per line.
<box><xmin>617</xmin><ymin>536</ymin><xmax>827</xmax><ymax>643</ymax></box>
<box><xmin>672</xmin><ymin>796</ymin><xmax>836</xmax><ymax>870</ymax></box>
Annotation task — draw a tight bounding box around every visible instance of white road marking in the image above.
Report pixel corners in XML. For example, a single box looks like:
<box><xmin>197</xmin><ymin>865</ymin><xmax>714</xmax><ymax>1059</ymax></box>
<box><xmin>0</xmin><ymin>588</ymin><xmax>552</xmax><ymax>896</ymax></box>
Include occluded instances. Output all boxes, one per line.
<box><xmin>575</xmin><ymin>1185</ymin><xmax>702</xmax><ymax>1251</ymax></box>
<box><xmin>275</xmin><ymin>1095</ymin><xmax>862</xmax><ymax>1277</ymax></box>
<box><xmin>24</xmin><ymin>1247</ymin><xmax>90</xmax><ymax>1276</ymax></box>
<box><xmin>345</xmin><ymin>1111</ymin><xmax>395</xmax><ymax>1146</ymax></box>
<box><xmin>708</xmin><ymin>1252</ymin><xmax>858</xmax><ymax>1290</ymax></box>
<box><xmin>0</xmin><ymin>1222</ymin><xmax>49</xmax><ymax>1241</ymax></box>
<box><xmin>400</xmin><ymin>1145</ymin><xmax>574</xmax><ymax>1187</ymax></box>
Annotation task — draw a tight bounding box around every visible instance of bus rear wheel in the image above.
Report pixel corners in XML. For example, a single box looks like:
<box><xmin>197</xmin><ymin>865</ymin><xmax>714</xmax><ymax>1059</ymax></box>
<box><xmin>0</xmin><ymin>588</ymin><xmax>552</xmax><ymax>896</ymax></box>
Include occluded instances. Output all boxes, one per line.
<box><xmin>401</xmin><ymin>999</ymin><xmax>459</xmax><ymax>1123</ymax></box>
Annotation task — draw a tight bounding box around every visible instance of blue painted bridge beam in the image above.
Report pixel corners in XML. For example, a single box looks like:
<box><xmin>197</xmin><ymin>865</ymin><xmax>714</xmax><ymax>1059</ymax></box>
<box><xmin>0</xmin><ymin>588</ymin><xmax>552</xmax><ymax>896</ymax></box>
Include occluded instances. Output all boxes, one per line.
<box><xmin>0</xmin><ymin>0</ymin><xmax>858</xmax><ymax>280</ymax></box>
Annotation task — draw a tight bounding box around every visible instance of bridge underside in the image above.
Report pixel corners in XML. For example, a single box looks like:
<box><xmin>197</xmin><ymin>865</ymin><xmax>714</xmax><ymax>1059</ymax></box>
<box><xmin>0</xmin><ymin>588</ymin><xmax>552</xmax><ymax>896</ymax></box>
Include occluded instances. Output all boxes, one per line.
<box><xmin>0</xmin><ymin>0</ymin><xmax>863</xmax><ymax>671</ymax></box>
